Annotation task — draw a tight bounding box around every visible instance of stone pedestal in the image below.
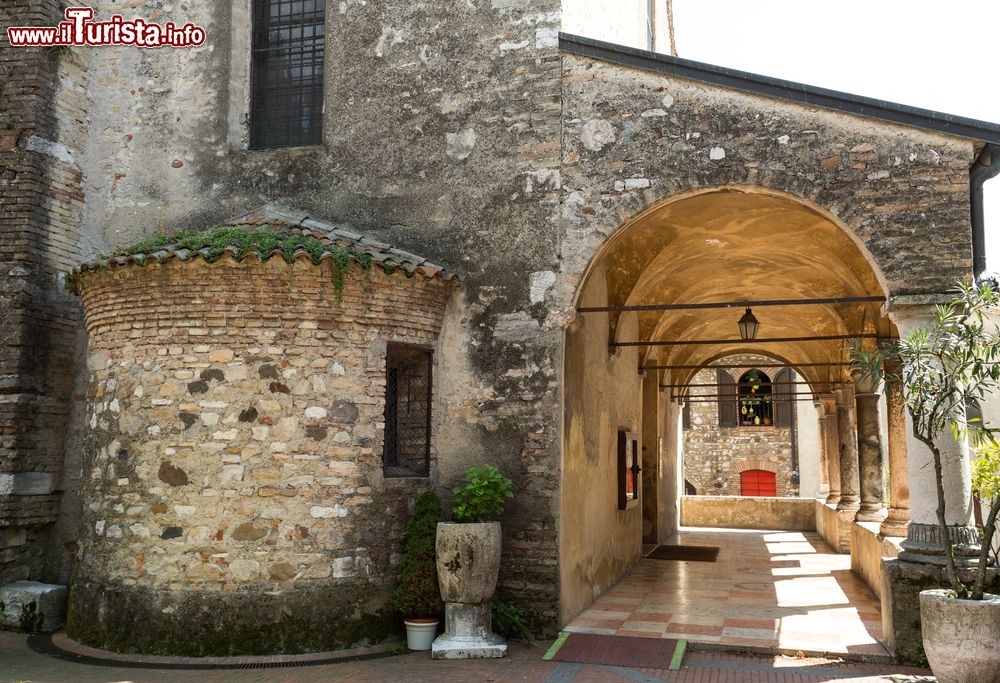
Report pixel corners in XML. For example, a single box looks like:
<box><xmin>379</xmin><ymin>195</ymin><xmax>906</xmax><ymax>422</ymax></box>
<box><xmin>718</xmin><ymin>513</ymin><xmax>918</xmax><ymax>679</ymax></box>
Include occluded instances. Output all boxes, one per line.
<box><xmin>433</xmin><ymin>522</ymin><xmax>507</xmax><ymax>660</ymax></box>
<box><xmin>0</xmin><ymin>581</ymin><xmax>67</xmax><ymax>632</ymax></box>
<box><xmin>821</xmin><ymin>398</ymin><xmax>842</xmax><ymax>504</ymax></box>
<box><xmin>836</xmin><ymin>388</ymin><xmax>860</xmax><ymax>512</ymax></box>
<box><xmin>854</xmin><ymin>390</ymin><xmax>886</xmax><ymax>522</ymax></box>
<box><xmin>880</xmin><ymin>373</ymin><xmax>910</xmax><ymax>537</ymax></box>
<box><xmin>881</xmin><ymin>559</ymin><xmax>1000</xmax><ymax>665</ymax></box>
<box><xmin>431</xmin><ymin>603</ymin><xmax>507</xmax><ymax>659</ymax></box>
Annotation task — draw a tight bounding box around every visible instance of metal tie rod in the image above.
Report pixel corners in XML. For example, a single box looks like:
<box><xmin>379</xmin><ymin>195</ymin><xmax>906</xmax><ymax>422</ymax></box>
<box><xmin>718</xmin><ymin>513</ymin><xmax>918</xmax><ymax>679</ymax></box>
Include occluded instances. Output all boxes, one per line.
<box><xmin>615</xmin><ymin>334</ymin><xmax>878</xmax><ymax>347</ymax></box>
<box><xmin>579</xmin><ymin>295</ymin><xmax>885</xmax><ymax>314</ymax></box>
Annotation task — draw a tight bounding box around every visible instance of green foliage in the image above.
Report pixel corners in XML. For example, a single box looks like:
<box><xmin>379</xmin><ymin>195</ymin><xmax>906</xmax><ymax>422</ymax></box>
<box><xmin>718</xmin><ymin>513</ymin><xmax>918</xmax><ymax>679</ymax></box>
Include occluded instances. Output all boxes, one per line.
<box><xmin>451</xmin><ymin>465</ymin><xmax>513</xmax><ymax>523</ymax></box>
<box><xmin>106</xmin><ymin>226</ymin><xmax>372</xmax><ymax>299</ymax></box>
<box><xmin>850</xmin><ymin>281</ymin><xmax>1000</xmax><ymax>599</ymax></box>
<box><xmin>390</xmin><ymin>491</ymin><xmax>444</xmax><ymax>619</ymax></box>
<box><xmin>491</xmin><ymin>599</ymin><xmax>536</xmax><ymax>642</ymax></box>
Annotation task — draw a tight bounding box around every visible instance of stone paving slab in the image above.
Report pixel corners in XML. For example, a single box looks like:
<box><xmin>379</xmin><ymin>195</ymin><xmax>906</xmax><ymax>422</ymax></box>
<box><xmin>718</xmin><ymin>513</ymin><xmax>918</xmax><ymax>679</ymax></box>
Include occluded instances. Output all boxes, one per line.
<box><xmin>0</xmin><ymin>631</ymin><xmax>935</xmax><ymax>683</ymax></box>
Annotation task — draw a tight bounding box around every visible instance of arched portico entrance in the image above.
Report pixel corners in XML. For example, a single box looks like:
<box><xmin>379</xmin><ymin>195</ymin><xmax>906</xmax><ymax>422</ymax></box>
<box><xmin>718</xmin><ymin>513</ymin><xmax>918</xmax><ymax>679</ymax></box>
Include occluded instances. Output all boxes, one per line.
<box><xmin>560</xmin><ymin>186</ymin><xmax>898</xmax><ymax>654</ymax></box>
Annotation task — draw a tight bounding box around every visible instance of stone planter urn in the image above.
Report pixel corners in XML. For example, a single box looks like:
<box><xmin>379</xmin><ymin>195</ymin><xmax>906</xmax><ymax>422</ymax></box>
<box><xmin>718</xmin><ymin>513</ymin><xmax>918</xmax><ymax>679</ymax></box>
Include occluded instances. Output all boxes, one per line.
<box><xmin>919</xmin><ymin>589</ymin><xmax>1000</xmax><ymax>683</ymax></box>
<box><xmin>431</xmin><ymin>521</ymin><xmax>506</xmax><ymax>659</ymax></box>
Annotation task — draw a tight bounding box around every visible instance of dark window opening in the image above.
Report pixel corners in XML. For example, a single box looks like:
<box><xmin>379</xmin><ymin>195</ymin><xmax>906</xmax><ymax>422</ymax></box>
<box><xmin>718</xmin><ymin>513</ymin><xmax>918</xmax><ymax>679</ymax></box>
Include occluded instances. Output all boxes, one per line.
<box><xmin>738</xmin><ymin>369</ymin><xmax>773</xmax><ymax>426</ymax></box>
<box><xmin>684</xmin><ymin>480</ymin><xmax>697</xmax><ymax>495</ymax></box>
<box><xmin>250</xmin><ymin>0</ymin><xmax>325</xmax><ymax>149</ymax></box>
<box><xmin>383</xmin><ymin>344</ymin><xmax>432</xmax><ymax>477</ymax></box>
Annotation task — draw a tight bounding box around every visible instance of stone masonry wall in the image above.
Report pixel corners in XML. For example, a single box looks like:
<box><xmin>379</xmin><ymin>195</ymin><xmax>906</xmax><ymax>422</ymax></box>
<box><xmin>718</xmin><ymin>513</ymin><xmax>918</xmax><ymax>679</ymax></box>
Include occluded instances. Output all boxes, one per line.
<box><xmin>682</xmin><ymin>355</ymin><xmax>797</xmax><ymax>497</ymax></box>
<box><xmin>68</xmin><ymin>255</ymin><xmax>453</xmax><ymax>655</ymax></box>
<box><xmin>0</xmin><ymin>0</ymin><xmax>89</xmax><ymax>585</ymax></box>
<box><xmin>66</xmin><ymin>0</ymin><xmax>566</xmax><ymax>633</ymax></box>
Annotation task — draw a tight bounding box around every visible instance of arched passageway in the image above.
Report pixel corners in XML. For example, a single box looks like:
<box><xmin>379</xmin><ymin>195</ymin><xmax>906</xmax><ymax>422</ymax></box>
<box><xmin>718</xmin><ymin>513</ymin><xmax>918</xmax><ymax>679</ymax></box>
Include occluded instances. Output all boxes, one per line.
<box><xmin>561</xmin><ymin>186</ymin><xmax>895</xmax><ymax>654</ymax></box>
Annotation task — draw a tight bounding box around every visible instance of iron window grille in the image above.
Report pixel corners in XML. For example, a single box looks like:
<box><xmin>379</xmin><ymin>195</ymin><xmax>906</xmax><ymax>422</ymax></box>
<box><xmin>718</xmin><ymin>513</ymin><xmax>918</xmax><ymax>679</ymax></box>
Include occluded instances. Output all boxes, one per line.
<box><xmin>383</xmin><ymin>344</ymin><xmax>432</xmax><ymax>478</ymax></box>
<box><xmin>250</xmin><ymin>0</ymin><xmax>325</xmax><ymax>149</ymax></box>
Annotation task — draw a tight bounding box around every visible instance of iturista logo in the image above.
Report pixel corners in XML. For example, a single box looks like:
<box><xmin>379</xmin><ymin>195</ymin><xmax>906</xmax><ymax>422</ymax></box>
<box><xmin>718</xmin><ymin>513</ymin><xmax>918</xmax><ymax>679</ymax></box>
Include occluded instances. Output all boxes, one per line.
<box><xmin>6</xmin><ymin>7</ymin><xmax>206</xmax><ymax>48</ymax></box>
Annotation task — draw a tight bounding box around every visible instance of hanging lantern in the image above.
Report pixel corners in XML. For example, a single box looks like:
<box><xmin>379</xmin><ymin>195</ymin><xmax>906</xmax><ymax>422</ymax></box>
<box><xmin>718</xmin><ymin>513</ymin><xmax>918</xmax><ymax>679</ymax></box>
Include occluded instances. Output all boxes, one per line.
<box><xmin>738</xmin><ymin>307</ymin><xmax>760</xmax><ymax>341</ymax></box>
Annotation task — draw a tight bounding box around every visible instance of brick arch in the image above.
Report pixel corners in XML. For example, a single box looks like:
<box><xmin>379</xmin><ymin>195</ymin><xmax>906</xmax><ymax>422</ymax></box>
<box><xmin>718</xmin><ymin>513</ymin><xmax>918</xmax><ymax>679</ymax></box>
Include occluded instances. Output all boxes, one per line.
<box><xmin>735</xmin><ymin>459</ymin><xmax>780</xmax><ymax>475</ymax></box>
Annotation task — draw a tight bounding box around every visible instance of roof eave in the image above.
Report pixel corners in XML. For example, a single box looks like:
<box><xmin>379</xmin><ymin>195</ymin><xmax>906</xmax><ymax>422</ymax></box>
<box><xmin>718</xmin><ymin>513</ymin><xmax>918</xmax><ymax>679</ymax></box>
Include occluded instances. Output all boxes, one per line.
<box><xmin>559</xmin><ymin>33</ymin><xmax>1000</xmax><ymax>146</ymax></box>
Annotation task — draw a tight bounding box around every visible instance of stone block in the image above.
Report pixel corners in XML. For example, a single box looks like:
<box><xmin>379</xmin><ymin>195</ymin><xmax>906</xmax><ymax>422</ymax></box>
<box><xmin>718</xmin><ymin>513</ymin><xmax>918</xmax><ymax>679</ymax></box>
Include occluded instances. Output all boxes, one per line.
<box><xmin>0</xmin><ymin>581</ymin><xmax>68</xmax><ymax>632</ymax></box>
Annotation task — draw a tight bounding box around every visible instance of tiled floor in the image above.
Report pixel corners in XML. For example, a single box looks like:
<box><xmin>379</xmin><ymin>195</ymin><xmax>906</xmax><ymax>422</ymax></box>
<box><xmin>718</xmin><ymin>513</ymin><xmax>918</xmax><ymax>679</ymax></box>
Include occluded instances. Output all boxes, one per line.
<box><xmin>565</xmin><ymin>527</ymin><xmax>887</xmax><ymax>658</ymax></box>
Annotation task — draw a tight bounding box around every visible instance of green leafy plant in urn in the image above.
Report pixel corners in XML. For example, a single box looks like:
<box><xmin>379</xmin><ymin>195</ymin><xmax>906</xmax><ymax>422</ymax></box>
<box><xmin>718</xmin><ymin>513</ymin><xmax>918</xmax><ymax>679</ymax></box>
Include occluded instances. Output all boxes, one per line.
<box><xmin>432</xmin><ymin>465</ymin><xmax>513</xmax><ymax>659</ymax></box>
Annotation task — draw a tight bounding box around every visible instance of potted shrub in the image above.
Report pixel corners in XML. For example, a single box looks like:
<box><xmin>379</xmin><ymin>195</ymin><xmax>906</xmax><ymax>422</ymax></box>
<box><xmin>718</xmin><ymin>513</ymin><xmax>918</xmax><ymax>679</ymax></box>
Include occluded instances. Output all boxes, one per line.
<box><xmin>432</xmin><ymin>465</ymin><xmax>513</xmax><ymax>659</ymax></box>
<box><xmin>390</xmin><ymin>491</ymin><xmax>444</xmax><ymax>651</ymax></box>
<box><xmin>851</xmin><ymin>282</ymin><xmax>1000</xmax><ymax>683</ymax></box>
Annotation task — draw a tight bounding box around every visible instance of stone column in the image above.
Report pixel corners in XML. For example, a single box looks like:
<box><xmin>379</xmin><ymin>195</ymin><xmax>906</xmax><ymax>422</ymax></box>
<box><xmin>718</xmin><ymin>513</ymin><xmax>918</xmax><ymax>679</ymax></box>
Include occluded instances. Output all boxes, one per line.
<box><xmin>836</xmin><ymin>386</ymin><xmax>860</xmax><ymax>513</ymax></box>
<box><xmin>888</xmin><ymin>306</ymin><xmax>980</xmax><ymax>566</ymax></box>
<box><xmin>880</xmin><ymin>362</ymin><xmax>911</xmax><ymax>537</ymax></box>
<box><xmin>854</xmin><ymin>372</ymin><xmax>886</xmax><ymax>522</ymax></box>
<box><xmin>822</xmin><ymin>397</ymin><xmax>841</xmax><ymax>504</ymax></box>
<box><xmin>814</xmin><ymin>399</ymin><xmax>830</xmax><ymax>499</ymax></box>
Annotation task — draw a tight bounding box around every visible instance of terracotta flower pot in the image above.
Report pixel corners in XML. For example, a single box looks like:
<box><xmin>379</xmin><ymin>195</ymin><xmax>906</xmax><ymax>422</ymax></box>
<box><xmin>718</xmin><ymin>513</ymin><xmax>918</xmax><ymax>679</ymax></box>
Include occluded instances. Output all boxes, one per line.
<box><xmin>919</xmin><ymin>589</ymin><xmax>1000</xmax><ymax>683</ymax></box>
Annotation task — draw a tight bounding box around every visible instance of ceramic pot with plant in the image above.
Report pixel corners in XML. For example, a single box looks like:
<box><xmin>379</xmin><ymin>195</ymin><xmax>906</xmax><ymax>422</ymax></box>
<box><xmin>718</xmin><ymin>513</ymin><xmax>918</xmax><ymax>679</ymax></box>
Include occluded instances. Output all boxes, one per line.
<box><xmin>390</xmin><ymin>491</ymin><xmax>444</xmax><ymax>651</ymax></box>
<box><xmin>851</xmin><ymin>282</ymin><xmax>1000</xmax><ymax>683</ymax></box>
<box><xmin>432</xmin><ymin>465</ymin><xmax>513</xmax><ymax>659</ymax></box>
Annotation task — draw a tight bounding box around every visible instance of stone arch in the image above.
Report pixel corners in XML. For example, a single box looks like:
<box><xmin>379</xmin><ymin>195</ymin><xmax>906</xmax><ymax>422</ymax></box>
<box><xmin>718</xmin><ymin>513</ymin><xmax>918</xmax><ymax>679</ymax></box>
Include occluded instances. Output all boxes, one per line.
<box><xmin>565</xmin><ymin>184</ymin><xmax>893</xmax><ymax>313</ymax></box>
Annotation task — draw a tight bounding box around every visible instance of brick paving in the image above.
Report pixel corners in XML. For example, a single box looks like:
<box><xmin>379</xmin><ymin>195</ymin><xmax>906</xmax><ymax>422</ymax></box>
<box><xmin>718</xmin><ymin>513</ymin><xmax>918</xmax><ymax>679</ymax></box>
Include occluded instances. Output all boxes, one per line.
<box><xmin>568</xmin><ymin>528</ymin><xmax>886</xmax><ymax>658</ymax></box>
<box><xmin>0</xmin><ymin>631</ymin><xmax>934</xmax><ymax>683</ymax></box>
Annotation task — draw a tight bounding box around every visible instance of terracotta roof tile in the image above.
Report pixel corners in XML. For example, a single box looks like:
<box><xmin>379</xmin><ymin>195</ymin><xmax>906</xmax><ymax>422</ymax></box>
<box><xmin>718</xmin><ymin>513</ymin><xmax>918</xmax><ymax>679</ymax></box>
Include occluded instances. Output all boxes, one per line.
<box><xmin>73</xmin><ymin>204</ymin><xmax>458</xmax><ymax>283</ymax></box>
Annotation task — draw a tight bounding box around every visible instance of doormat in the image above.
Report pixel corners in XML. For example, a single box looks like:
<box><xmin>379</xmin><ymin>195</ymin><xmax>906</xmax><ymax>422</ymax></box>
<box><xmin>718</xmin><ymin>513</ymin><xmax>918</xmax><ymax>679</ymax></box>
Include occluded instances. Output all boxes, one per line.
<box><xmin>543</xmin><ymin>632</ymin><xmax>686</xmax><ymax>670</ymax></box>
<box><xmin>646</xmin><ymin>544</ymin><xmax>720</xmax><ymax>562</ymax></box>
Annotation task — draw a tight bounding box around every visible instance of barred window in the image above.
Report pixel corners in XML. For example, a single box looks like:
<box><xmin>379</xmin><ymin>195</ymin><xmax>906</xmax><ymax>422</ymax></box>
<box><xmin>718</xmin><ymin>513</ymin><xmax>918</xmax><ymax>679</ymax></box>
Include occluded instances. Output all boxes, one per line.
<box><xmin>383</xmin><ymin>344</ymin><xmax>432</xmax><ymax>477</ymax></box>
<box><xmin>250</xmin><ymin>0</ymin><xmax>325</xmax><ymax>149</ymax></box>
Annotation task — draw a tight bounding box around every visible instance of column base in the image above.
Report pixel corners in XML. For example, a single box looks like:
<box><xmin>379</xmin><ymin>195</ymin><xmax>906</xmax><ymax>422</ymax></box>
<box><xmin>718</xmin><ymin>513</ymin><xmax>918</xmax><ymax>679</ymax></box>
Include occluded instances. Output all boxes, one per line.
<box><xmin>855</xmin><ymin>505</ymin><xmax>887</xmax><ymax>523</ymax></box>
<box><xmin>879</xmin><ymin>508</ymin><xmax>910</xmax><ymax>538</ymax></box>
<box><xmin>897</xmin><ymin>522</ymin><xmax>984</xmax><ymax>567</ymax></box>
<box><xmin>836</xmin><ymin>495</ymin><xmax>860</xmax><ymax>513</ymax></box>
<box><xmin>825</xmin><ymin>492</ymin><xmax>841</xmax><ymax>505</ymax></box>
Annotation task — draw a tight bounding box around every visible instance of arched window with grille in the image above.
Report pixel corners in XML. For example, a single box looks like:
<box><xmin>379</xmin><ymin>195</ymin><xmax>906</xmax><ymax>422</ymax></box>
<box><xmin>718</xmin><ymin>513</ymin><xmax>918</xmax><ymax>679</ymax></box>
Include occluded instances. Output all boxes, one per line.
<box><xmin>738</xmin><ymin>369</ymin><xmax>772</xmax><ymax>426</ymax></box>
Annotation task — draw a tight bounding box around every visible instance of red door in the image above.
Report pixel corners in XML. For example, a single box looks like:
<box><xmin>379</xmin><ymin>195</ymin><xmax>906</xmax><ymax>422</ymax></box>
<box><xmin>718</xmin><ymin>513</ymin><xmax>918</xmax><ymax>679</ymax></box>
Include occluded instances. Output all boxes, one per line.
<box><xmin>741</xmin><ymin>470</ymin><xmax>777</xmax><ymax>497</ymax></box>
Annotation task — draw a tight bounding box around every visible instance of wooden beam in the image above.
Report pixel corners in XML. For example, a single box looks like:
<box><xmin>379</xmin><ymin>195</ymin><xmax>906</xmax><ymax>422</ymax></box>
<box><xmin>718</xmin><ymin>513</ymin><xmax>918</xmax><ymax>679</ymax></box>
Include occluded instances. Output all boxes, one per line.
<box><xmin>578</xmin><ymin>295</ymin><xmax>885</xmax><ymax>314</ymax></box>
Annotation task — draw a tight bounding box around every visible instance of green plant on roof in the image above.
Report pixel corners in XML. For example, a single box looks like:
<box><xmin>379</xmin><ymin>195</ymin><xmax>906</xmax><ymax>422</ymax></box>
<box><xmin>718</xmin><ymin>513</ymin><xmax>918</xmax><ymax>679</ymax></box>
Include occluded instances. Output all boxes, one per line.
<box><xmin>105</xmin><ymin>226</ymin><xmax>373</xmax><ymax>300</ymax></box>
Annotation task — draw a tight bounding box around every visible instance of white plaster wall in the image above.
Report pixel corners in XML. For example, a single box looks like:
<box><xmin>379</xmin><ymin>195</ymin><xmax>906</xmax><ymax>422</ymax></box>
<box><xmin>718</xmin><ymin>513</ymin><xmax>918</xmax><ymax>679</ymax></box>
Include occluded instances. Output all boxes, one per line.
<box><xmin>795</xmin><ymin>377</ymin><xmax>821</xmax><ymax>499</ymax></box>
<box><xmin>562</xmin><ymin>0</ymin><xmax>652</xmax><ymax>50</ymax></box>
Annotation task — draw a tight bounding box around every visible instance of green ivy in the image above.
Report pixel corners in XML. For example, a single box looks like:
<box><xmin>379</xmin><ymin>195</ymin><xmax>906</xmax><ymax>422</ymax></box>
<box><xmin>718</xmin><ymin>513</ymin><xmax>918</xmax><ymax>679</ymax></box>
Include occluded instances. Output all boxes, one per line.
<box><xmin>450</xmin><ymin>465</ymin><xmax>513</xmax><ymax>523</ymax></box>
<box><xmin>104</xmin><ymin>226</ymin><xmax>373</xmax><ymax>299</ymax></box>
<box><xmin>390</xmin><ymin>491</ymin><xmax>444</xmax><ymax>620</ymax></box>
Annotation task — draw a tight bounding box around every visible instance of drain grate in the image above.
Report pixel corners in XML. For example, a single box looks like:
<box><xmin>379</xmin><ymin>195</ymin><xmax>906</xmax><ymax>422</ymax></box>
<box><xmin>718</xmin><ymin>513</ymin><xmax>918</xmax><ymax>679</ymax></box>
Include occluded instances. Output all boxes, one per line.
<box><xmin>27</xmin><ymin>634</ymin><xmax>398</xmax><ymax>670</ymax></box>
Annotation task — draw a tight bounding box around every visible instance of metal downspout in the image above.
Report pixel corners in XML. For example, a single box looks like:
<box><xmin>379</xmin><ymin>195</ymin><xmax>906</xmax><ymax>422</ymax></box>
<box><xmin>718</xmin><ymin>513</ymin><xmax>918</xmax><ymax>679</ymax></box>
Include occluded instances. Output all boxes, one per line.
<box><xmin>971</xmin><ymin>143</ymin><xmax>1000</xmax><ymax>282</ymax></box>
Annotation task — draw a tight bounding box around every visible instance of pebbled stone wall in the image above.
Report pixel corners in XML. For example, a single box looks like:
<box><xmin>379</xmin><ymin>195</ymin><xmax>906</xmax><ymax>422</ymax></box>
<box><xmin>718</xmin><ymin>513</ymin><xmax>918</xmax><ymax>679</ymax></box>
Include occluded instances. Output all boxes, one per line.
<box><xmin>68</xmin><ymin>254</ymin><xmax>453</xmax><ymax>655</ymax></box>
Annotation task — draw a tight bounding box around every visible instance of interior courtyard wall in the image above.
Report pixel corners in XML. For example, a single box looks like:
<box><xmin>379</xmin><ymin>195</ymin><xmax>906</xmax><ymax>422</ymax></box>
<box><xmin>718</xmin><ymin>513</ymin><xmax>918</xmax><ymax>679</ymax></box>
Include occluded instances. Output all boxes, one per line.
<box><xmin>561</xmin><ymin>264</ymin><xmax>643</xmax><ymax>624</ymax></box>
<box><xmin>682</xmin><ymin>355</ymin><xmax>802</xmax><ymax>497</ymax></box>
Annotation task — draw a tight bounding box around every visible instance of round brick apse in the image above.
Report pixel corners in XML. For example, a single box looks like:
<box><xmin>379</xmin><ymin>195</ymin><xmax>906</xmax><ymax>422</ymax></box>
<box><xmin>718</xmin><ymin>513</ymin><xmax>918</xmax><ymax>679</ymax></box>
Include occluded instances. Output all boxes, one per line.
<box><xmin>67</xmin><ymin>252</ymin><xmax>453</xmax><ymax>655</ymax></box>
